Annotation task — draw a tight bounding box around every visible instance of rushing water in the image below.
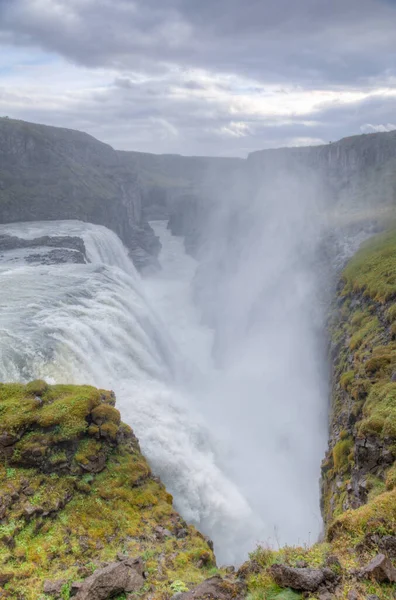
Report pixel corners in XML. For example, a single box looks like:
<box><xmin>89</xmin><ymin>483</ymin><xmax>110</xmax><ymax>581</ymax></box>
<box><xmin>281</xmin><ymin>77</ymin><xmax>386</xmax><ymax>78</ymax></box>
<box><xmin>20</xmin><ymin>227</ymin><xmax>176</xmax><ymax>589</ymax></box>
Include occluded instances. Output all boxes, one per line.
<box><xmin>0</xmin><ymin>216</ymin><xmax>329</xmax><ymax>563</ymax></box>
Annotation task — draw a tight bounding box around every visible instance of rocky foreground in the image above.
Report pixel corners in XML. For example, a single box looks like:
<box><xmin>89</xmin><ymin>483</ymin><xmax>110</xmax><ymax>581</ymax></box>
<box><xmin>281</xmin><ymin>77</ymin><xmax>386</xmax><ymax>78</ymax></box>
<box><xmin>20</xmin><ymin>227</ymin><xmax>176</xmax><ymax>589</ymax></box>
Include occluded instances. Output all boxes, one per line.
<box><xmin>1</xmin><ymin>228</ymin><xmax>396</xmax><ymax>599</ymax></box>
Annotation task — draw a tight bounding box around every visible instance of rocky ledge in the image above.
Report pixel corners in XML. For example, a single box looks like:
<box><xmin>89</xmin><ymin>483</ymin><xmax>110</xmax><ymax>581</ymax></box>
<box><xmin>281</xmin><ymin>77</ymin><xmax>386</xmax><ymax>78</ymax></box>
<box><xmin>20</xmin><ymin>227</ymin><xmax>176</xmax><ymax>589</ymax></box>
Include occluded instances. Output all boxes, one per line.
<box><xmin>0</xmin><ymin>382</ymin><xmax>222</xmax><ymax>599</ymax></box>
<box><xmin>0</xmin><ymin>235</ymin><xmax>87</xmax><ymax>265</ymax></box>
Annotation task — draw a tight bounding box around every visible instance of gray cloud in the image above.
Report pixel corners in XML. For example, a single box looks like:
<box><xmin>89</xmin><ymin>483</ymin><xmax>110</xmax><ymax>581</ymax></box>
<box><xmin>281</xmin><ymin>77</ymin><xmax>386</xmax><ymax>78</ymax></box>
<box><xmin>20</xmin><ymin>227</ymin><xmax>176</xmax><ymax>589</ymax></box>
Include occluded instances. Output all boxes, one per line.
<box><xmin>1</xmin><ymin>0</ymin><xmax>396</xmax><ymax>155</ymax></box>
<box><xmin>2</xmin><ymin>0</ymin><xmax>396</xmax><ymax>84</ymax></box>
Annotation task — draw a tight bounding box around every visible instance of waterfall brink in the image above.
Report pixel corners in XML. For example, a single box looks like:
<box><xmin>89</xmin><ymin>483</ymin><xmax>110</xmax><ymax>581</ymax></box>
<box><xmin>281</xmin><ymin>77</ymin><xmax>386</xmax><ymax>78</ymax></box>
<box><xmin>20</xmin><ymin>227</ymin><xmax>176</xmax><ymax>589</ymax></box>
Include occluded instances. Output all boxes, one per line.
<box><xmin>0</xmin><ymin>219</ymin><xmax>261</xmax><ymax>564</ymax></box>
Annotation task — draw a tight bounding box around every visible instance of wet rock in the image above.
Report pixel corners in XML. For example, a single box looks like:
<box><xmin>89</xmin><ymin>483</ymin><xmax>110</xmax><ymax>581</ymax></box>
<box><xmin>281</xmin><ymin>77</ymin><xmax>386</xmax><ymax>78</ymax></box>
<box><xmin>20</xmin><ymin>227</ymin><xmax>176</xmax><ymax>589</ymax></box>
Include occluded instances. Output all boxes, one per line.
<box><xmin>173</xmin><ymin>575</ymin><xmax>245</xmax><ymax>599</ymax></box>
<box><xmin>360</xmin><ymin>553</ymin><xmax>396</xmax><ymax>583</ymax></box>
<box><xmin>74</xmin><ymin>558</ymin><xmax>145</xmax><ymax>600</ymax></box>
<box><xmin>25</xmin><ymin>248</ymin><xmax>86</xmax><ymax>265</ymax></box>
<box><xmin>269</xmin><ymin>564</ymin><xmax>338</xmax><ymax>592</ymax></box>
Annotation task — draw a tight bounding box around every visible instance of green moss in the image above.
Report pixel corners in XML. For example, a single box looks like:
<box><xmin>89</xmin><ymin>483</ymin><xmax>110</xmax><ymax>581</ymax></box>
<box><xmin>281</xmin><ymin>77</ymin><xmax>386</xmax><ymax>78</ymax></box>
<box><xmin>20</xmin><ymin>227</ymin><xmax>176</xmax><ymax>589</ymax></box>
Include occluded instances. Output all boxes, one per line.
<box><xmin>342</xmin><ymin>228</ymin><xmax>396</xmax><ymax>302</ymax></box>
<box><xmin>91</xmin><ymin>404</ymin><xmax>121</xmax><ymax>425</ymax></box>
<box><xmin>332</xmin><ymin>438</ymin><xmax>354</xmax><ymax>472</ymax></box>
<box><xmin>359</xmin><ymin>383</ymin><xmax>396</xmax><ymax>438</ymax></box>
<box><xmin>0</xmin><ymin>383</ymin><xmax>213</xmax><ymax>600</ymax></box>
<box><xmin>349</xmin><ymin>316</ymin><xmax>379</xmax><ymax>350</ymax></box>
<box><xmin>387</xmin><ymin>303</ymin><xmax>396</xmax><ymax>322</ymax></box>
<box><xmin>340</xmin><ymin>371</ymin><xmax>354</xmax><ymax>390</ymax></box>
<box><xmin>385</xmin><ymin>463</ymin><xmax>396</xmax><ymax>490</ymax></box>
<box><xmin>25</xmin><ymin>379</ymin><xmax>49</xmax><ymax>396</ymax></box>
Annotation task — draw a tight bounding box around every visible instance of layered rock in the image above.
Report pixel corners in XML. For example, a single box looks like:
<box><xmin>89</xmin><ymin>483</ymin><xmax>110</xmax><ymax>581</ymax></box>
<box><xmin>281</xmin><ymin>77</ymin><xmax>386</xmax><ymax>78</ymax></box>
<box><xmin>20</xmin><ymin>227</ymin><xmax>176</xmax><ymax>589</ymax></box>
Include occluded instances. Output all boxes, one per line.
<box><xmin>0</xmin><ymin>234</ymin><xmax>87</xmax><ymax>265</ymax></box>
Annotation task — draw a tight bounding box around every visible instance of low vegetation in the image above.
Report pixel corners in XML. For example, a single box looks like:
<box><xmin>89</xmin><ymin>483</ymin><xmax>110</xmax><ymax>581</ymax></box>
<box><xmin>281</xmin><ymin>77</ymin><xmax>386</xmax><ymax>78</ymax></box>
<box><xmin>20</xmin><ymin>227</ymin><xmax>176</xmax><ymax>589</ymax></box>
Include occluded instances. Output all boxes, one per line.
<box><xmin>0</xmin><ymin>383</ymin><xmax>214</xmax><ymax>599</ymax></box>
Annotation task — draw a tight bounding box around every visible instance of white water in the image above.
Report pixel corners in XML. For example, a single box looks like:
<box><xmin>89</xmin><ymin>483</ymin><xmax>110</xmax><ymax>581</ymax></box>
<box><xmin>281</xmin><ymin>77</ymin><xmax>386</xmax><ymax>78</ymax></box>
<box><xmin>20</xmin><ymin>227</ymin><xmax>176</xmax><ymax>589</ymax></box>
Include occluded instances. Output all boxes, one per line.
<box><xmin>0</xmin><ymin>220</ymin><xmax>261</xmax><ymax>562</ymax></box>
<box><xmin>0</xmin><ymin>214</ymin><xmax>328</xmax><ymax>563</ymax></box>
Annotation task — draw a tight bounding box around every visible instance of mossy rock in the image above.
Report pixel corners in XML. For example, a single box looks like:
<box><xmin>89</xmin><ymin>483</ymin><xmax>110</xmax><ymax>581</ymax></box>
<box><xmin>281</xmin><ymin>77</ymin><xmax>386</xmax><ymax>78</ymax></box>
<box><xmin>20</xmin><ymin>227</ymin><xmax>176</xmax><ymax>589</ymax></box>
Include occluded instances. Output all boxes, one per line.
<box><xmin>0</xmin><ymin>382</ymin><xmax>214</xmax><ymax>599</ymax></box>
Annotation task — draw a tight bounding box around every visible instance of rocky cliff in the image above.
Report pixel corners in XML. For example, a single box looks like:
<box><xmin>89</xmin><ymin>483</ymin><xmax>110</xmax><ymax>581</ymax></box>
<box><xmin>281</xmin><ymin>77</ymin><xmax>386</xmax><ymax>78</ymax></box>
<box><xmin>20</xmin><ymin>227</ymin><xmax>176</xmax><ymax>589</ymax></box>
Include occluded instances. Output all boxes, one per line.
<box><xmin>0</xmin><ymin>118</ymin><xmax>160</xmax><ymax>269</ymax></box>
<box><xmin>322</xmin><ymin>227</ymin><xmax>396</xmax><ymax>527</ymax></box>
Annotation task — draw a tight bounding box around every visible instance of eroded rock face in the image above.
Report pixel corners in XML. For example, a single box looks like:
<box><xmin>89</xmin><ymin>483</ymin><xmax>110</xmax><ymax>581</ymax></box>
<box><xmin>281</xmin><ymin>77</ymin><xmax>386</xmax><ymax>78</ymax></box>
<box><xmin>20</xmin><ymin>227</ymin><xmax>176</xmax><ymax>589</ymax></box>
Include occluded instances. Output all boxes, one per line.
<box><xmin>321</xmin><ymin>255</ymin><xmax>396</xmax><ymax>526</ymax></box>
<box><xmin>0</xmin><ymin>117</ymin><xmax>161</xmax><ymax>270</ymax></box>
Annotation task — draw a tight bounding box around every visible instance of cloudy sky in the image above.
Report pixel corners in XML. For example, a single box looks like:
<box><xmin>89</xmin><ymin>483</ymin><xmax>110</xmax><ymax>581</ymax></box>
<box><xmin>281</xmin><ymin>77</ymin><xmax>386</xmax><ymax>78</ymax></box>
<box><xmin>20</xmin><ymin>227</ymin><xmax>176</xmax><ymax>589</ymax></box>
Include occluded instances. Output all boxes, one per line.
<box><xmin>1</xmin><ymin>0</ymin><xmax>396</xmax><ymax>156</ymax></box>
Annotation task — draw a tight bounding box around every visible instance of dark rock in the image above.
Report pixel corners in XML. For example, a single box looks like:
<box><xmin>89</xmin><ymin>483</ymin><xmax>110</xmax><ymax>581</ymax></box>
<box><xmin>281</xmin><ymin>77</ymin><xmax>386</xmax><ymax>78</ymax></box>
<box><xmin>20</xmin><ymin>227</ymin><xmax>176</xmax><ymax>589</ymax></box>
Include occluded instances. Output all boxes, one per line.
<box><xmin>0</xmin><ymin>432</ymin><xmax>19</xmax><ymax>447</ymax></box>
<box><xmin>319</xmin><ymin>592</ymin><xmax>333</xmax><ymax>600</ymax></box>
<box><xmin>360</xmin><ymin>553</ymin><xmax>396</xmax><ymax>583</ymax></box>
<box><xmin>237</xmin><ymin>560</ymin><xmax>261</xmax><ymax>579</ymax></box>
<box><xmin>25</xmin><ymin>248</ymin><xmax>86</xmax><ymax>265</ymax></box>
<box><xmin>378</xmin><ymin>535</ymin><xmax>396</xmax><ymax>558</ymax></box>
<box><xmin>154</xmin><ymin>525</ymin><xmax>172</xmax><ymax>539</ymax></box>
<box><xmin>1</xmin><ymin>535</ymin><xmax>15</xmax><ymax>549</ymax></box>
<box><xmin>77</xmin><ymin>453</ymin><xmax>106</xmax><ymax>474</ymax></box>
<box><xmin>24</xmin><ymin>503</ymin><xmax>43</xmax><ymax>519</ymax></box>
<box><xmin>203</xmin><ymin>535</ymin><xmax>214</xmax><ymax>552</ymax></box>
<box><xmin>325</xmin><ymin>554</ymin><xmax>342</xmax><ymax>573</ymax></box>
<box><xmin>173</xmin><ymin>575</ymin><xmax>245</xmax><ymax>599</ymax></box>
<box><xmin>43</xmin><ymin>580</ymin><xmax>65</xmax><ymax>595</ymax></box>
<box><xmin>74</xmin><ymin>558</ymin><xmax>144</xmax><ymax>600</ymax></box>
<box><xmin>70</xmin><ymin>582</ymin><xmax>83</xmax><ymax>597</ymax></box>
<box><xmin>176</xmin><ymin>528</ymin><xmax>188</xmax><ymax>539</ymax></box>
<box><xmin>269</xmin><ymin>564</ymin><xmax>338</xmax><ymax>592</ymax></box>
<box><xmin>0</xmin><ymin>573</ymin><xmax>13</xmax><ymax>586</ymax></box>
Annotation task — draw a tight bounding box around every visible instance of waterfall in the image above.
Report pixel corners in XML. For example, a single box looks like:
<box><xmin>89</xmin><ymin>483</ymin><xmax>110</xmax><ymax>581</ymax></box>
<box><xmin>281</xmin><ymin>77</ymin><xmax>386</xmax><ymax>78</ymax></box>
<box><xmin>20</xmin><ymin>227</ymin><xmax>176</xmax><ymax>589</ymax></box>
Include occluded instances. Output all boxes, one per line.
<box><xmin>0</xmin><ymin>219</ymin><xmax>262</xmax><ymax>564</ymax></box>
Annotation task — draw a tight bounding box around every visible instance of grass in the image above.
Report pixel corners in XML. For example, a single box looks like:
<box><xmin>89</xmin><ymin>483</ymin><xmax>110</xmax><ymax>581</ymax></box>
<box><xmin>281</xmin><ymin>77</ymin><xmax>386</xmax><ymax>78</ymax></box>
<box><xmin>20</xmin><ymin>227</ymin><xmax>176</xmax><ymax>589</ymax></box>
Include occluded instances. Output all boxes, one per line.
<box><xmin>342</xmin><ymin>227</ymin><xmax>396</xmax><ymax>302</ymax></box>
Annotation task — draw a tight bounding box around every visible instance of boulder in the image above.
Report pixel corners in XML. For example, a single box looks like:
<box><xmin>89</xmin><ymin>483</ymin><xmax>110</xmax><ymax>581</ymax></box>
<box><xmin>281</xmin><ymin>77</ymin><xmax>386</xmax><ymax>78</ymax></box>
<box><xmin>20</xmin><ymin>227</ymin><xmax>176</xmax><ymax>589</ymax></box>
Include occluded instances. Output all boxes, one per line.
<box><xmin>360</xmin><ymin>553</ymin><xmax>396</xmax><ymax>583</ymax></box>
<box><xmin>173</xmin><ymin>575</ymin><xmax>245</xmax><ymax>599</ymax></box>
<box><xmin>74</xmin><ymin>558</ymin><xmax>144</xmax><ymax>600</ymax></box>
<box><xmin>43</xmin><ymin>580</ymin><xmax>65</xmax><ymax>595</ymax></box>
<box><xmin>269</xmin><ymin>564</ymin><xmax>338</xmax><ymax>592</ymax></box>
<box><xmin>379</xmin><ymin>535</ymin><xmax>396</xmax><ymax>558</ymax></box>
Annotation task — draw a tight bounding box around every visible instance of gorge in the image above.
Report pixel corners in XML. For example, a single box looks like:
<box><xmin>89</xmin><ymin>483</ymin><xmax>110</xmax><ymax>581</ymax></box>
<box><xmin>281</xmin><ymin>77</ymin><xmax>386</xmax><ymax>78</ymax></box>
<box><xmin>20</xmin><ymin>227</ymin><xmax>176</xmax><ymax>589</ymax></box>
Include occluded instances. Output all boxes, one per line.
<box><xmin>1</xmin><ymin>118</ymin><xmax>396</xmax><ymax>599</ymax></box>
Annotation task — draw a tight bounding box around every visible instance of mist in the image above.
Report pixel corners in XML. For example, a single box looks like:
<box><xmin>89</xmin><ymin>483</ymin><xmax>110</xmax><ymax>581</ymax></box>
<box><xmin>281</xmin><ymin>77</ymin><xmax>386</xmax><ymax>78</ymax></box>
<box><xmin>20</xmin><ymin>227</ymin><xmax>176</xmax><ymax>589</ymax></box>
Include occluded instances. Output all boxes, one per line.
<box><xmin>183</xmin><ymin>167</ymin><xmax>331</xmax><ymax>550</ymax></box>
<box><xmin>0</xmin><ymin>164</ymin><xmax>350</xmax><ymax>565</ymax></box>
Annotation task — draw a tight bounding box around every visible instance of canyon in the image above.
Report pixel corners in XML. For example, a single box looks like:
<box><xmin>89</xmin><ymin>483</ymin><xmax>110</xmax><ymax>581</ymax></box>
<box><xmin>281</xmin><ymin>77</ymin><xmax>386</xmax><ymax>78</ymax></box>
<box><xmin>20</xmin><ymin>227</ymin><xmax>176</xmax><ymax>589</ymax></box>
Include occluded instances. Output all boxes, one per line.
<box><xmin>0</xmin><ymin>118</ymin><xmax>396</xmax><ymax>599</ymax></box>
